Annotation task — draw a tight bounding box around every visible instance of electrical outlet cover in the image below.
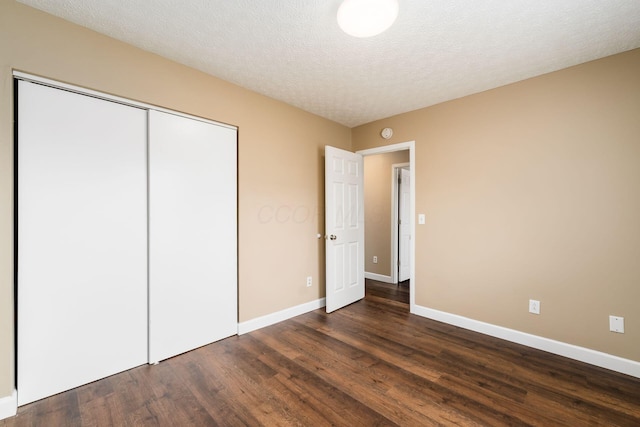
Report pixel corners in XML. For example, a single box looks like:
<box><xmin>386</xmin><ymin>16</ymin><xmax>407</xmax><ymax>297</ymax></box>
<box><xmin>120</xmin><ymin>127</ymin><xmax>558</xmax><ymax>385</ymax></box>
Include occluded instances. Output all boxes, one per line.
<box><xmin>529</xmin><ymin>299</ymin><xmax>540</xmax><ymax>315</ymax></box>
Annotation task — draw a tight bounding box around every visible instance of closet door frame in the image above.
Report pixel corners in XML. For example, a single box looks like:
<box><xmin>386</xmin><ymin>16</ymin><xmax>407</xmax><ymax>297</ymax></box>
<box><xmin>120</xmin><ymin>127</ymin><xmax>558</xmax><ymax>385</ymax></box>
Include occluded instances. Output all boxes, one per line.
<box><xmin>13</xmin><ymin>72</ymin><xmax>236</xmax><ymax>132</ymax></box>
<box><xmin>14</xmin><ymin>71</ymin><xmax>238</xmax><ymax>405</ymax></box>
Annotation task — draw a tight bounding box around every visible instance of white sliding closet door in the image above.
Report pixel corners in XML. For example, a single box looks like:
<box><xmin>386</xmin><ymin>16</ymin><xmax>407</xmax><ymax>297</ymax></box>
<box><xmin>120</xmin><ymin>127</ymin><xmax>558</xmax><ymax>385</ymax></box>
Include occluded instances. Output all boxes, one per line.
<box><xmin>148</xmin><ymin>110</ymin><xmax>237</xmax><ymax>363</ymax></box>
<box><xmin>17</xmin><ymin>81</ymin><xmax>148</xmax><ymax>405</ymax></box>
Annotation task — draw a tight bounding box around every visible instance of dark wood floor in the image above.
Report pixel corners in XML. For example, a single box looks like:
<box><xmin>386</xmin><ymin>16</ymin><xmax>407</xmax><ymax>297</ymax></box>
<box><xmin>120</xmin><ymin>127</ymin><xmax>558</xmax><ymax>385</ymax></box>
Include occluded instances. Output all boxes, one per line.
<box><xmin>3</xmin><ymin>279</ymin><xmax>639</xmax><ymax>426</ymax></box>
<box><xmin>367</xmin><ymin>278</ymin><xmax>409</xmax><ymax>304</ymax></box>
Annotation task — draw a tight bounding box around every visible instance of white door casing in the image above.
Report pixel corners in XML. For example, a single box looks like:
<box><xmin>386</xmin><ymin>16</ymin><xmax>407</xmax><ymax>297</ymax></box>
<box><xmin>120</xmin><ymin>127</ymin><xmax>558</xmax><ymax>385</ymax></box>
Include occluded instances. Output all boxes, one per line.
<box><xmin>148</xmin><ymin>110</ymin><xmax>238</xmax><ymax>363</ymax></box>
<box><xmin>399</xmin><ymin>168</ymin><xmax>411</xmax><ymax>282</ymax></box>
<box><xmin>17</xmin><ymin>81</ymin><xmax>148</xmax><ymax>405</ymax></box>
<box><xmin>325</xmin><ymin>146</ymin><xmax>365</xmax><ymax>313</ymax></box>
<box><xmin>357</xmin><ymin>141</ymin><xmax>416</xmax><ymax>311</ymax></box>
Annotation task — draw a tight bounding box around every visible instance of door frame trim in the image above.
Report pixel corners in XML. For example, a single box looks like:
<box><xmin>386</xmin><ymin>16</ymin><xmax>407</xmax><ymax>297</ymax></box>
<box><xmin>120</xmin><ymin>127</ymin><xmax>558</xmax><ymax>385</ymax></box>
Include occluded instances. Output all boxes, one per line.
<box><xmin>12</xmin><ymin>71</ymin><xmax>237</xmax><ymax>130</ymax></box>
<box><xmin>357</xmin><ymin>141</ymin><xmax>416</xmax><ymax>312</ymax></box>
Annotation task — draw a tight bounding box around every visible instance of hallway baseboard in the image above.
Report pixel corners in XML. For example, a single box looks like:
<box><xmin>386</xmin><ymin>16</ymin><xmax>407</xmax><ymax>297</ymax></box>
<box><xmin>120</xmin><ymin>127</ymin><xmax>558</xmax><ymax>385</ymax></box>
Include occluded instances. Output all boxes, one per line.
<box><xmin>365</xmin><ymin>272</ymin><xmax>393</xmax><ymax>284</ymax></box>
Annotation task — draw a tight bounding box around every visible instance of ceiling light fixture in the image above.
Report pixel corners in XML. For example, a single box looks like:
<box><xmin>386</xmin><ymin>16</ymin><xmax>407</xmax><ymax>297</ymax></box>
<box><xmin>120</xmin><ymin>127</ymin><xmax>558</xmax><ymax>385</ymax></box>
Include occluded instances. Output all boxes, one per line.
<box><xmin>337</xmin><ymin>0</ymin><xmax>399</xmax><ymax>38</ymax></box>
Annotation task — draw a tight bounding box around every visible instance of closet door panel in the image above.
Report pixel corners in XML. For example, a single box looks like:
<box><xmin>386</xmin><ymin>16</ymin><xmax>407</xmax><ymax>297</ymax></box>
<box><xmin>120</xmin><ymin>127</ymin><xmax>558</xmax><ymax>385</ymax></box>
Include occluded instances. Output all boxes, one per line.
<box><xmin>17</xmin><ymin>81</ymin><xmax>148</xmax><ymax>405</ymax></box>
<box><xmin>149</xmin><ymin>110</ymin><xmax>237</xmax><ymax>363</ymax></box>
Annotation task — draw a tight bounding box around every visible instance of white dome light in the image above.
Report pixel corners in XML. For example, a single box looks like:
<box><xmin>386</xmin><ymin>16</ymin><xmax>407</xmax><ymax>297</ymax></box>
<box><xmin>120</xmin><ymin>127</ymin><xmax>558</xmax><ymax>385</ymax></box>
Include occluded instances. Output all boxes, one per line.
<box><xmin>337</xmin><ymin>0</ymin><xmax>399</xmax><ymax>38</ymax></box>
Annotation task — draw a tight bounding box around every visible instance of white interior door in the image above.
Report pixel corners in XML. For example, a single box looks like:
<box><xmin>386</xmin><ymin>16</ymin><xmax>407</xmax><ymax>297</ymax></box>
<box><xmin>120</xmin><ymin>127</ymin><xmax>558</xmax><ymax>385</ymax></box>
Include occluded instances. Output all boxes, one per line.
<box><xmin>148</xmin><ymin>110</ymin><xmax>237</xmax><ymax>363</ymax></box>
<box><xmin>17</xmin><ymin>81</ymin><xmax>148</xmax><ymax>405</ymax></box>
<box><xmin>325</xmin><ymin>146</ymin><xmax>364</xmax><ymax>313</ymax></box>
<box><xmin>399</xmin><ymin>168</ymin><xmax>411</xmax><ymax>281</ymax></box>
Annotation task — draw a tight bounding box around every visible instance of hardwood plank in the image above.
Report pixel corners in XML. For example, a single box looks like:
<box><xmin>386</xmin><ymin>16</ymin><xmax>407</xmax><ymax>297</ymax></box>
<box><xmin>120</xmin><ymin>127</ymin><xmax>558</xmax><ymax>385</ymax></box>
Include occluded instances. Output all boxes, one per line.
<box><xmin>293</xmin><ymin>311</ymin><xmax>564</xmax><ymax>426</ymax></box>
<box><xmin>366</xmin><ymin>280</ymin><xmax>409</xmax><ymax>304</ymax></box>
<box><xmin>175</xmin><ymin>350</ymin><xmax>260</xmax><ymax>426</ymax></box>
<box><xmin>231</xmin><ymin>334</ymin><xmax>395</xmax><ymax>426</ymax></box>
<box><xmin>274</xmin><ymin>320</ymin><xmax>514</xmax><ymax>426</ymax></box>
<box><xmin>2</xmin><ymin>278</ymin><xmax>639</xmax><ymax>426</ymax></box>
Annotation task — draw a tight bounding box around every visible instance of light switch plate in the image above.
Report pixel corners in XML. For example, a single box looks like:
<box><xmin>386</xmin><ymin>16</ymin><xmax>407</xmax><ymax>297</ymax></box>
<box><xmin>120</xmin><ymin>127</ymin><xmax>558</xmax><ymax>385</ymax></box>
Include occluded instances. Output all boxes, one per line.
<box><xmin>418</xmin><ymin>214</ymin><xmax>425</xmax><ymax>225</ymax></box>
<box><xmin>609</xmin><ymin>315</ymin><xmax>624</xmax><ymax>333</ymax></box>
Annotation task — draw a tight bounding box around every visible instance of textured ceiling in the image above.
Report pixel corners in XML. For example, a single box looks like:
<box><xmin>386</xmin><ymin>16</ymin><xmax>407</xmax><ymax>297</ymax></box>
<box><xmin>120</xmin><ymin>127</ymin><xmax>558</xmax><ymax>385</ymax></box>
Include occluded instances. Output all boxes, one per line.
<box><xmin>17</xmin><ymin>0</ymin><xmax>640</xmax><ymax>127</ymax></box>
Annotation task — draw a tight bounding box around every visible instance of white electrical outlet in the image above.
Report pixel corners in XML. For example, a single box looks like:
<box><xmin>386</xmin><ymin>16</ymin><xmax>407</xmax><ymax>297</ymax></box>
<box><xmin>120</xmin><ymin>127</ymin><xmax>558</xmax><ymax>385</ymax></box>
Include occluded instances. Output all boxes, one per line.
<box><xmin>529</xmin><ymin>299</ymin><xmax>540</xmax><ymax>315</ymax></box>
<box><xmin>306</xmin><ymin>276</ymin><xmax>312</xmax><ymax>287</ymax></box>
<box><xmin>609</xmin><ymin>315</ymin><xmax>624</xmax><ymax>333</ymax></box>
<box><xmin>373</xmin><ymin>256</ymin><xmax>378</xmax><ymax>264</ymax></box>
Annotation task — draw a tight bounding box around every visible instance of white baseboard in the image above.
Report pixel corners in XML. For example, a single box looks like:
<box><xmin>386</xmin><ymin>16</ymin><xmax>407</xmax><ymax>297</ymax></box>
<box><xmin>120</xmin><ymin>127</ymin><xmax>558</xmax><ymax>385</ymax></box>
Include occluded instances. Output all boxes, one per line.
<box><xmin>365</xmin><ymin>272</ymin><xmax>394</xmax><ymax>284</ymax></box>
<box><xmin>238</xmin><ymin>298</ymin><xmax>326</xmax><ymax>335</ymax></box>
<box><xmin>412</xmin><ymin>305</ymin><xmax>640</xmax><ymax>379</ymax></box>
<box><xmin>0</xmin><ymin>390</ymin><xmax>17</xmax><ymax>421</ymax></box>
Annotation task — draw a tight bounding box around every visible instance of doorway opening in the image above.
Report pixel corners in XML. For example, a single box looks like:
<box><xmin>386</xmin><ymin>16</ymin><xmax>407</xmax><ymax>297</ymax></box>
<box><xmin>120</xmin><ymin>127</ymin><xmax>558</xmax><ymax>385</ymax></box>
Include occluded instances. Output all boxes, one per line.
<box><xmin>358</xmin><ymin>141</ymin><xmax>415</xmax><ymax>311</ymax></box>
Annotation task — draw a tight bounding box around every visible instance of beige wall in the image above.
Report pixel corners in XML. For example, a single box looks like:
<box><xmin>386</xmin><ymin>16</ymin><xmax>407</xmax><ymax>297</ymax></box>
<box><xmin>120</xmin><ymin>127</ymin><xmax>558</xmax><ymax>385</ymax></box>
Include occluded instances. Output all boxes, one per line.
<box><xmin>364</xmin><ymin>151</ymin><xmax>409</xmax><ymax>277</ymax></box>
<box><xmin>0</xmin><ymin>0</ymin><xmax>350</xmax><ymax>397</ymax></box>
<box><xmin>353</xmin><ymin>48</ymin><xmax>640</xmax><ymax>362</ymax></box>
